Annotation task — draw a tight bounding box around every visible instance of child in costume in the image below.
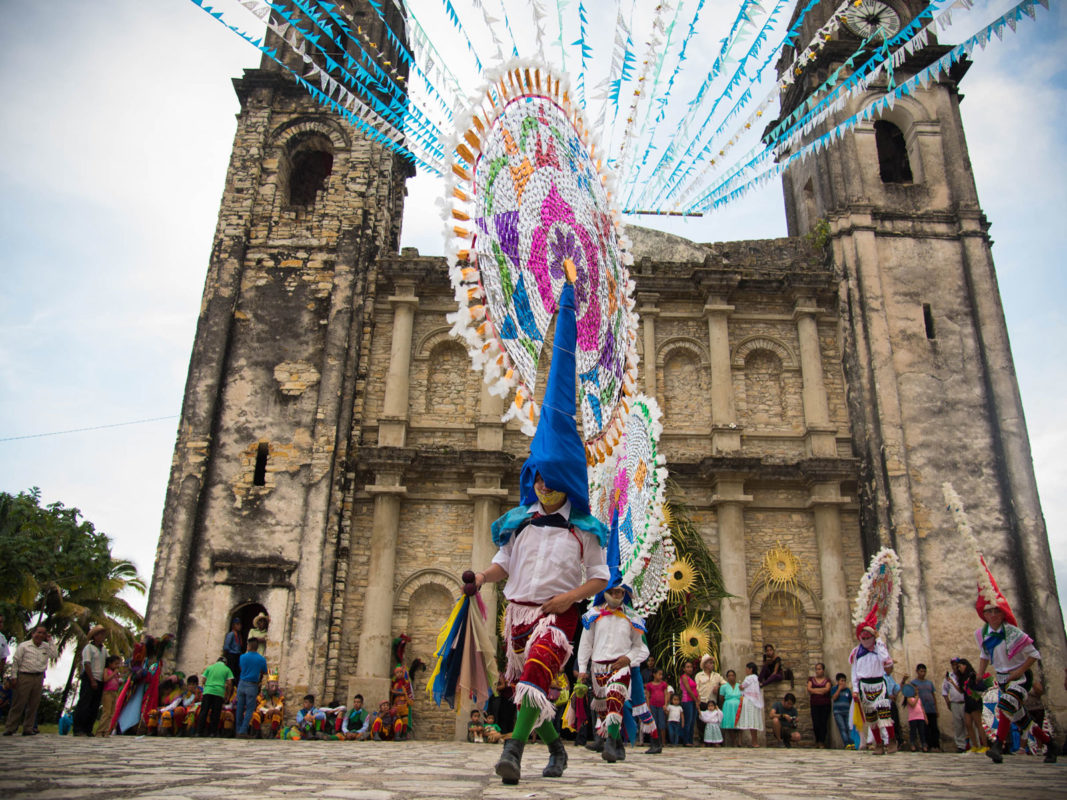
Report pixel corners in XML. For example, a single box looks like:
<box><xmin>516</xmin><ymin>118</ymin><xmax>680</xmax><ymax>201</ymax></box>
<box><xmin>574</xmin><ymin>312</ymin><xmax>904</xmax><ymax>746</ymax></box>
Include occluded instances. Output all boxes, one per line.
<box><xmin>975</xmin><ymin>567</ymin><xmax>1057</xmax><ymax>763</ymax></box>
<box><xmin>250</xmin><ymin>674</ymin><xmax>285</xmax><ymax>739</ymax></box>
<box><xmin>471</xmin><ymin>267</ymin><xmax>610</xmax><ymax>785</ymax></box>
<box><xmin>576</xmin><ymin>583</ymin><xmax>649</xmax><ymax>763</ymax></box>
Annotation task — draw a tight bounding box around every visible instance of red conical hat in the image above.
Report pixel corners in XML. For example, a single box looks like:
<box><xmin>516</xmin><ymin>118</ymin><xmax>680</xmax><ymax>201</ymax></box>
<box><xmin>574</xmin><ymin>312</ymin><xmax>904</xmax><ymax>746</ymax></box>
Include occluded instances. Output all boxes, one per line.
<box><xmin>975</xmin><ymin>554</ymin><xmax>1017</xmax><ymax>627</ymax></box>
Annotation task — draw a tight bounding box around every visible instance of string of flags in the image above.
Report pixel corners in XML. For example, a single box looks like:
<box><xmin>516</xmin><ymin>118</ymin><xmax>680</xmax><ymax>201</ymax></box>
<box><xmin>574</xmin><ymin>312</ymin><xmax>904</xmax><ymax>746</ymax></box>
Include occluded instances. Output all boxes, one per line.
<box><xmin>186</xmin><ymin>0</ymin><xmax>1050</xmax><ymax>216</ymax></box>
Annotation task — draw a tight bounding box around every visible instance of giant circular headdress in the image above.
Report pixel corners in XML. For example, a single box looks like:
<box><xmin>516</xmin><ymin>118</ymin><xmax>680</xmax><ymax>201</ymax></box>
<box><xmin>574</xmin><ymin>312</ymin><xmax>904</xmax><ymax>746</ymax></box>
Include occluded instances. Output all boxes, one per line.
<box><xmin>588</xmin><ymin>394</ymin><xmax>672</xmax><ymax>614</ymax></box>
<box><xmin>445</xmin><ymin>63</ymin><xmax>639</xmax><ymax>463</ymax></box>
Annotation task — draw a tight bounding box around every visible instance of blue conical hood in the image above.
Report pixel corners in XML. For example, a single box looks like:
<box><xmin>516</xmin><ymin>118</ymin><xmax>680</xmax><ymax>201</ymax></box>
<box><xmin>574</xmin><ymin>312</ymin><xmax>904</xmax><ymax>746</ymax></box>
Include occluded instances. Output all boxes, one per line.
<box><xmin>518</xmin><ymin>281</ymin><xmax>590</xmax><ymax>515</ymax></box>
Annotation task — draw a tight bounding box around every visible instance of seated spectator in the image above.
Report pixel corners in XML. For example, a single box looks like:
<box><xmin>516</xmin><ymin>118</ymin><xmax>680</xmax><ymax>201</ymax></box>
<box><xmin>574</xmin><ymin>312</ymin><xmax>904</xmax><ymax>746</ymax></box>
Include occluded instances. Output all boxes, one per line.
<box><xmin>770</xmin><ymin>693</ymin><xmax>801</xmax><ymax>747</ymax></box>
<box><xmin>468</xmin><ymin>709</ymin><xmax>485</xmax><ymax>742</ymax></box>
<box><xmin>146</xmin><ymin>675</ymin><xmax>184</xmax><ymax>735</ymax></box>
<box><xmin>158</xmin><ymin>675</ymin><xmax>200</xmax><ymax>736</ymax></box>
<box><xmin>369</xmin><ymin>700</ymin><xmax>403</xmax><ymax>741</ymax></box>
<box><xmin>296</xmin><ymin>694</ymin><xmax>328</xmax><ymax>739</ymax></box>
<box><xmin>759</xmin><ymin>644</ymin><xmax>789</xmax><ymax>687</ymax></box>
<box><xmin>320</xmin><ymin>699</ymin><xmax>347</xmax><ymax>736</ymax></box>
<box><xmin>484</xmin><ymin>712</ymin><xmax>506</xmax><ymax>743</ymax></box>
<box><xmin>341</xmin><ymin>694</ymin><xmax>368</xmax><ymax>740</ymax></box>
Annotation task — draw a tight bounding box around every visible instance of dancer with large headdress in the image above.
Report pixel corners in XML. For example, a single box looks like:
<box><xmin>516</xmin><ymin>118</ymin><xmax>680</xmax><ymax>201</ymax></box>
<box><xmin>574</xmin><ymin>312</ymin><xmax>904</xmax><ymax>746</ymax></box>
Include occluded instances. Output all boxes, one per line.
<box><xmin>470</xmin><ymin>261</ymin><xmax>609</xmax><ymax>784</ymax></box>
<box><xmin>943</xmin><ymin>484</ymin><xmax>1058</xmax><ymax>763</ymax></box>
<box><xmin>849</xmin><ymin>548</ymin><xmax>901</xmax><ymax>754</ymax></box>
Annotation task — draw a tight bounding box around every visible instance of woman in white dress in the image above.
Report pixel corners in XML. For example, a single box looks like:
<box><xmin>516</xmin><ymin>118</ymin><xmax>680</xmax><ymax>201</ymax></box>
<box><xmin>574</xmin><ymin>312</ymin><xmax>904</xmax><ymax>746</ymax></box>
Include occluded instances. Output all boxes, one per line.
<box><xmin>737</xmin><ymin>661</ymin><xmax>765</xmax><ymax>747</ymax></box>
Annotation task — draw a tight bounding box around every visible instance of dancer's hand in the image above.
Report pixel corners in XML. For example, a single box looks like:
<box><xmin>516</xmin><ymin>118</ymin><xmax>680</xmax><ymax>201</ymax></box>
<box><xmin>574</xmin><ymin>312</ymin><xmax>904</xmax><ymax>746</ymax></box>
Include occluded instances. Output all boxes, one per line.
<box><xmin>541</xmin><ymin>593</ymin><xmax>572</xmax><ymax>615</ymax></box>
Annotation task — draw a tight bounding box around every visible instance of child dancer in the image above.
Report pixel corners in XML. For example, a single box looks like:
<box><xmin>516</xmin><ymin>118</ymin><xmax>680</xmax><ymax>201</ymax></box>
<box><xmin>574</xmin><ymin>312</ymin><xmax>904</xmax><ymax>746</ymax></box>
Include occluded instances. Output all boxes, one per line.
<box><xmin>576</xmin><ymin>583</ymin><xmax>649</xmax><ymax>763</ymax></box>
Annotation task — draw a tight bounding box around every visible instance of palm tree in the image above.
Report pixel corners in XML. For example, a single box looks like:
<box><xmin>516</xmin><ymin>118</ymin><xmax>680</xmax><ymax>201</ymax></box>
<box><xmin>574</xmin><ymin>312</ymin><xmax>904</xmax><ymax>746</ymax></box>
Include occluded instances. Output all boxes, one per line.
<box><xmin>51</xmin><ymin>558</ymin><xmax>146</xmax><ymax>708</ymax></box>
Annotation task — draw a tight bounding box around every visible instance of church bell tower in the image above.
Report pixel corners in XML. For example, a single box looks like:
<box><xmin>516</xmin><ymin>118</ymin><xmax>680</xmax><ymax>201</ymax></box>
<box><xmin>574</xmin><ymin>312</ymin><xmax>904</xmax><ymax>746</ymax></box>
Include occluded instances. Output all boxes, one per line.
<box><xmin>146</xmin><ymin>0</ymin><xmax>413</xmax><ymax>701</ymax></box>
<box><xmin>777</xmin><ymin>0</ymin><xmax>1065</xmax><ymax>718</ymax></box>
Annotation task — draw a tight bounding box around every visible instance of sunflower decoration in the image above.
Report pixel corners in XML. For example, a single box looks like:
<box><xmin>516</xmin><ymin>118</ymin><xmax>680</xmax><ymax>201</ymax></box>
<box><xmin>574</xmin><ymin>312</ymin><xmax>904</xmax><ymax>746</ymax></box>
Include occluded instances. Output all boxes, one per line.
<box><xmin>751</xmin><ymin>541</ymin><xmax>810</xmax><ymax>610</ymax></box>
<box><xmin>667</xmin><ymin>555</ymin><xmax>697</xmax><ymax>599</ymax></box>
<box><xmin>678</xmin><ymin>614</ymin><xmax>713</xmax><ymax>659</ymax></box>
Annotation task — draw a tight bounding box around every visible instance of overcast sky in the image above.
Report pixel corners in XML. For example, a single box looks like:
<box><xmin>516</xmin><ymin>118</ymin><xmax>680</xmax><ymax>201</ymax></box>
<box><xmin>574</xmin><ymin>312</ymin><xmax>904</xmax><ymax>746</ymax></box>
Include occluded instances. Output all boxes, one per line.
<box><xmin>1</xmin><ymin>0</ymin><xmax>1064</xmax><ymax>646</ymax></box>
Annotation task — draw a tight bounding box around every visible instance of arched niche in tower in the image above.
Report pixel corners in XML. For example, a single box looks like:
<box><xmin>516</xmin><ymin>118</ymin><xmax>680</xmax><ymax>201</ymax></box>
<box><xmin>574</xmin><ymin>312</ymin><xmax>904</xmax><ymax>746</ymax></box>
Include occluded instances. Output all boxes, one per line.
<box><xmin>286</xmin><ymin>133</ymin><xmax>335</xmax><ymax>207</ymax></box>
<box><xmin>268</xmin><ymin>118</ymin><xmax>349</xmax><ymax>213</ymax></box>
<box><xmin>859</xmin><ymin>96</ymin><xmax>929</xmax><ymax>187</ymax></box>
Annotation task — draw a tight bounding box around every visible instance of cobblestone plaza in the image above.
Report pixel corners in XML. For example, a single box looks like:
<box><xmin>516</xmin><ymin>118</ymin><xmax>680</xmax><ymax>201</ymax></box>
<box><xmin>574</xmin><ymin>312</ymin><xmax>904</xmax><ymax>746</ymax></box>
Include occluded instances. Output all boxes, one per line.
<box><xmin>2</xmin><ymin>738</ymin><xmax>1064</xmax><ymax>799</ymax></box>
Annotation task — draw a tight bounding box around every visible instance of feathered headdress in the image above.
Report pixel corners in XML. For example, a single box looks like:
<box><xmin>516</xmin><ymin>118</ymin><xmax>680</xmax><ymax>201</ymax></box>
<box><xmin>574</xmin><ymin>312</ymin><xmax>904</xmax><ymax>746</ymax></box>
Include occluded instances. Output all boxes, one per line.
<box><xmin>851</xmin><ymin>548</ymin><xmax>902</xmax><ymax>640</ymax></box>
<box><xmin>942</xmin><ymin>483</ymin><xmax>1017</xmax><ymax>626</ymax></box>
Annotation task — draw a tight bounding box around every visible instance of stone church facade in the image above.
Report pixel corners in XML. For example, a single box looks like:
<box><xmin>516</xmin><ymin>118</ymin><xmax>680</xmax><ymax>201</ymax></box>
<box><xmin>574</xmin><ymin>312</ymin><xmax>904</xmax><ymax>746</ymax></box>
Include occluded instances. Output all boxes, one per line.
<box><xmin>146</xmin><ymin>0</ymin><xmax>1065</xmax><ymax>739</ymax></box>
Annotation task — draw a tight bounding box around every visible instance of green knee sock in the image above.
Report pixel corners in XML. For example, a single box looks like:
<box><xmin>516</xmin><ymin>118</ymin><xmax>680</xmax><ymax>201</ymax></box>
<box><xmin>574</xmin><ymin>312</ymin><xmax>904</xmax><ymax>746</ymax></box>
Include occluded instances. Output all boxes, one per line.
<box><xmin>607</xmin><ymin>721</ymin><xmax>620</xmax><ymax>740</ymax></box>
<box><xmin>537</xmin><ymin>719</ymin><xmax>560</xmax><ymax>745</ymax></box>
<box><xmin>511</xmin><ymin>701</ymin><xmax>541</xmax><ymax>742</ymax></box>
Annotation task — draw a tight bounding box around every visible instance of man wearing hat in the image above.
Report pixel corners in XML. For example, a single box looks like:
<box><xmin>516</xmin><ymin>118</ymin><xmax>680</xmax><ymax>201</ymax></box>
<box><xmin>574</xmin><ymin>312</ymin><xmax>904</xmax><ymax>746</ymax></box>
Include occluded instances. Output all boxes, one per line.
<box><xmin>72</xmin><ymin>625</ymin><xmax>108</xmax><ymax>735</ymax></box>
<box><xmin>471</xmin><ymin>263</ymin><xmax>610</xmax><ymax>784</ymax></box>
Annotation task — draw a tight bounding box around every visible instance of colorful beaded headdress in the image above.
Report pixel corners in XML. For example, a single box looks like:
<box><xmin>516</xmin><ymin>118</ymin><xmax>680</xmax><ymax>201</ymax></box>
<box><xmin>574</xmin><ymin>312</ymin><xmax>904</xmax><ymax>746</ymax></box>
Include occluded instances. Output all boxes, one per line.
<box><xmin>445</xmin><ymin>62</ymin><xmax>639</xmax><ymax>464</ymax></box>
<box><xmin>852</xmin><ymin>548</ymin><xmax>902</xmax><ymax>640</ymax></box>
<box><xmin>588</xmin><ymin>394</ymin><xmax>672</xmax><ymax>615</ymax></box>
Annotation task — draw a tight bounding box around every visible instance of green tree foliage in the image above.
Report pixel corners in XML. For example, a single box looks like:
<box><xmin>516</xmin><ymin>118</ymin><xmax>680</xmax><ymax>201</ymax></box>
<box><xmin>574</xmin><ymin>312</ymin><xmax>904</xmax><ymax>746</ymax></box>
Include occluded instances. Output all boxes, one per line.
<box><xmin>645</xmin><ymin>489</ymin><xmax>729</xmax><ymax>681</ymax></box>
<box><xmin>0</xmin><ymin>488</ymin><xmax>145</xmax><ymax>662</ymax></box>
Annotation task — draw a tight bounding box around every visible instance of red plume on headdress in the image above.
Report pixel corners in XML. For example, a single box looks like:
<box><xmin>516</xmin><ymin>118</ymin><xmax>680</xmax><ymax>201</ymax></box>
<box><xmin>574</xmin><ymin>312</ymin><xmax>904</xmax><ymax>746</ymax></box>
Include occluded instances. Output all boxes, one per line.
<box><xmin>855</xmin><ymin>609</ymin><xmax>879</xmax><ymax>640</ymax></box>
<box><xmin>975</xmin><ymin>554</ymin><xmax>1017</xmax><ymax>627</ymax></box>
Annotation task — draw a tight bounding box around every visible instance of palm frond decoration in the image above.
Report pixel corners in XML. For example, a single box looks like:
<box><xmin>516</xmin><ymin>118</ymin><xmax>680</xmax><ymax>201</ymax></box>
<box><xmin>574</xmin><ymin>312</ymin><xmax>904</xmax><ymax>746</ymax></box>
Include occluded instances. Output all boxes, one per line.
<box><xmin>644</xmin><ymin>486</ymin><xmax>730</xmax><ymax>680</ymax></box>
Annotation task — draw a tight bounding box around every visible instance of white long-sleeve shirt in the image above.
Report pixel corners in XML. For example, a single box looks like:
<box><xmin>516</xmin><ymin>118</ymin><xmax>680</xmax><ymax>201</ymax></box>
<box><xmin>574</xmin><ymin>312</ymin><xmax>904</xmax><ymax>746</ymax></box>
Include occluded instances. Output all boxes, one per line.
<box><xmin>850</xmin><ymin>639</ymin><xmax>891</xmax><ymax>693</ymax></box>
<box><xmin>492</xmin><ymin>501</ymin><xmax>609</xmax><ymax>603</ymax></box>
<box><xmin>576</xmin><ymin>608</ymin><xmax>648</xmax><ymax>673</ymax></box>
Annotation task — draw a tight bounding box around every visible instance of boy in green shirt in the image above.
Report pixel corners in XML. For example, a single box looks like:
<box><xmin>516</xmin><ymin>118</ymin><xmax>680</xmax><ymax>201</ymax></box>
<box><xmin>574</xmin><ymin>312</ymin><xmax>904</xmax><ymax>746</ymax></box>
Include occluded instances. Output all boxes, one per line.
<box><xmin>197</xmin><ymin>655</ymin><xmax>233</xmax><ymax>737</ymax></box>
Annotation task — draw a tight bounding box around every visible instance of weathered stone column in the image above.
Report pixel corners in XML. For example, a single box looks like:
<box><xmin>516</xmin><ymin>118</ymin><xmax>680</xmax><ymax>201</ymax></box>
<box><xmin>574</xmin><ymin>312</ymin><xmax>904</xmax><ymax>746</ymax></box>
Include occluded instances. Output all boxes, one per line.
<box><xmin>705</xmin><ymin>297</ymin><xmax>740</xmax><ymax>452</ymax></box>
<box><xmin>807</xmin><ymin>481</ymin><xmax>853</xmax><ymax>675</ymax></box>
<box><xmin>794</xmin><ymin>297</ymin><xmax>837</xmax><ymax>457</ymax></box>
<box><xmin>379</xmin><ymin>280</ymin><xmax>418</xmax><ymax>447</ymax></box>
<box><xmin>355</xmin><ymin>472</ymin><xmax>406</xmax><ymax>700</ymax></box>
<box><xmin>637</xmin><ymin>293</ymin><xmax>659</xmax><ymax>396</ymax></box>
<box><xmin>712</xmin><ymin>475</ymin><xmax>753</xmax><ymax>671</ymax></box>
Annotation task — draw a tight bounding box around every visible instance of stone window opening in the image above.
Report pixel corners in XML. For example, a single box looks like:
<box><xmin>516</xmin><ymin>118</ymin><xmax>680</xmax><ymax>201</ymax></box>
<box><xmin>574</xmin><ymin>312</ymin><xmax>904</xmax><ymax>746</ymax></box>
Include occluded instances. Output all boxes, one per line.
<box><xmin>280</xmin><ymin>132</ymin><xmax>335</xmax><ymax>209</ymax></box>
<box><xmin>253</xmin><ymin>442</ymin><xmax>269</xmax><ymax>486</ymax></box>
<box><xmin>873</xmin><ymin>120</ymin><xmax>913</xmax><ymax>184</ymax></box>
<box><xmin>923</xmin><ymin>303</ymin><xmax>936</xmax><ymax>340</ymax></box>
<box><xmin>289</xmin><ymin>149</ymin><xmax>334</xmax><ymax>206</ymax></box>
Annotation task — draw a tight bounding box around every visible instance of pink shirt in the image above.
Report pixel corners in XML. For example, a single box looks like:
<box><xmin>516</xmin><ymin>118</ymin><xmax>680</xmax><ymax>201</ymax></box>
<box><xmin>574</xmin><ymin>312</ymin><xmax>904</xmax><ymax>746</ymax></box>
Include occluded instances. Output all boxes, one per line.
<box><xmin>679</xmin><ymin>674</ymin><xmax>698</xmax><ymax>703</ymax></box>
<box><xmin>646</xmin><ymin>681</ymin><xmax>671</xmax><ymax>708</ymax></box>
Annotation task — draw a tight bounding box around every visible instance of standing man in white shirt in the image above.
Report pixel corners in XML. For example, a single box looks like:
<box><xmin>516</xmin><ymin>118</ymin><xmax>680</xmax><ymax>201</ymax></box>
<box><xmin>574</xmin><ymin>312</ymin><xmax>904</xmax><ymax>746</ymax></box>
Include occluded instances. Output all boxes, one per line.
<box><xmin>72</xmin><ymin>625</ymin><xmax>108</xmax><ymax>735</ymax></box>
<box><xmin>3</xmin><ymin>626</ymin><xmax>58</xmax><ymax>736</ymax></box>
